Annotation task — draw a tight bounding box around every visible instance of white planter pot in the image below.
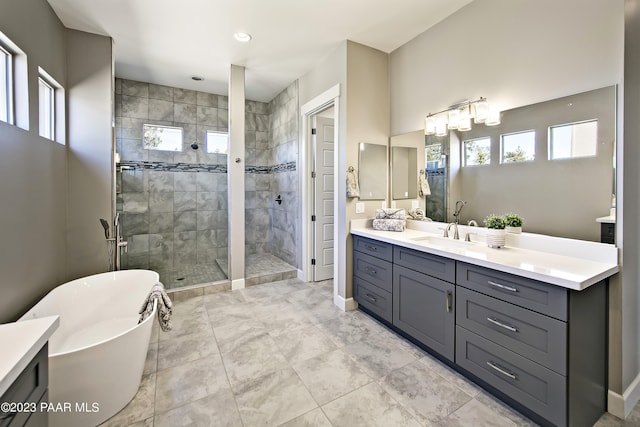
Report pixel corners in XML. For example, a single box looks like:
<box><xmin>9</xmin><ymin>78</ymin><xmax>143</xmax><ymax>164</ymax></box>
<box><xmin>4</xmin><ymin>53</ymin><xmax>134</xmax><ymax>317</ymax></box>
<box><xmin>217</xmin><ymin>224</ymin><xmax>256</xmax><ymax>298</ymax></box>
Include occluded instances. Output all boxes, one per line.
<box><xmin>486</xmin><ymin>229</ymin><xmax>507</xmax><ymax>248</ymax></box>
<box><xmin>505</xmin><ymin>226</ymin><xmax>522</xmax><ymax>234</ymax></box>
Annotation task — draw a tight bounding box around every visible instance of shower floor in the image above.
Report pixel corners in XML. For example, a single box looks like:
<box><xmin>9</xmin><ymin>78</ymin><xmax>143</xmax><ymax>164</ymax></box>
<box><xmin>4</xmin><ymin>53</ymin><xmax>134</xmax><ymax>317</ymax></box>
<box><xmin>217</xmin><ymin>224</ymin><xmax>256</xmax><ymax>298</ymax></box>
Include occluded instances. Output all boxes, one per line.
<box><xmin>158</xmin><ymin>253</ymin><xmax>297</xmax><ymax>290</ymax></box>
<box><xmin>159</xmin><ymin>264</ymin><xmax>227</xmax><ymax>290</ymax></box>
<box><xmin>217</xmin><ymin>253</ymin><xmax>298</xmax><ymax>286</ymax></box>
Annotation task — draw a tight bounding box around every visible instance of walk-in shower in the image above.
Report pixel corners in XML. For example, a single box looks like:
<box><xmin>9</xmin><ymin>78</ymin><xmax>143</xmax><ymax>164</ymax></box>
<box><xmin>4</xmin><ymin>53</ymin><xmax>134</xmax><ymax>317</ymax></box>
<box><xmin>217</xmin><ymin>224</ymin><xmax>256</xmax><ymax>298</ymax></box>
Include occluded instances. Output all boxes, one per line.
<box><xmin>113</xmin><ymin>78</ymin><xmax>300</xmax><ymax>291</ymax></box>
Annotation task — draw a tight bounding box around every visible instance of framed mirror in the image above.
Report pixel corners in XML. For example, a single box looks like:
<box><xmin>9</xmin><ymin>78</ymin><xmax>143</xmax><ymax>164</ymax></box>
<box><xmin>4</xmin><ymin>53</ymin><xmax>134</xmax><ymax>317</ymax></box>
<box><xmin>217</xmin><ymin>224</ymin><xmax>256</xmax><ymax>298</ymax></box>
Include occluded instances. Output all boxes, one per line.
<box><xmin>358</xmin><ymin>142</ymin><xmax>387</xmax><ymax>200</ymax></box>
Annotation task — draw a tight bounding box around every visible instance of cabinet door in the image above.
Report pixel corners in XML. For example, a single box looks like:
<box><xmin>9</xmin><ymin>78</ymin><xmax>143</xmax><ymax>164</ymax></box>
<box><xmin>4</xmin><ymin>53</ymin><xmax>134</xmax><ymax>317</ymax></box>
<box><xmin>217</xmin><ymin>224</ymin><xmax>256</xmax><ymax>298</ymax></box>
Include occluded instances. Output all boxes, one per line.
<box><xmin>393</xmin><ymin>264</ymin><xmax>455</xmax><ymax>361</ymax></box>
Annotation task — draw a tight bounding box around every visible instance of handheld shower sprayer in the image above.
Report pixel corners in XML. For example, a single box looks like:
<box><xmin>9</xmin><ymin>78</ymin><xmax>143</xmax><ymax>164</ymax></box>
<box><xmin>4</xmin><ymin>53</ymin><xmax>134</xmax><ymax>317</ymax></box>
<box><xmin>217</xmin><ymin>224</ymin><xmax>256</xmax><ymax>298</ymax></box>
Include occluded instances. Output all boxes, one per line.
<box><xmin>453</xmin><ymin>200</ymin><xmax>466</xmax><ymax>224</ymax></box>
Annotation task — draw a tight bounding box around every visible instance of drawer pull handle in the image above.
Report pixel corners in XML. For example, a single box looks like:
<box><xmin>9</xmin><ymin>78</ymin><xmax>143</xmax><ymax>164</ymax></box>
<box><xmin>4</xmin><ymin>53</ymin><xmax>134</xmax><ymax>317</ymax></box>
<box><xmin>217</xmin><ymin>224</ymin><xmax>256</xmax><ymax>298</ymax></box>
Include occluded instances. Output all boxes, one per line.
<box><xmin>366</xmin><ymin>267</ymin><xmax>377</xmax><ymax>275</ymax></box>
<box><xmin>445</xmin><ymin>290</ymin><xmax>453</xmax><ymax>313</ymax></box>
<box><xmin>365</xmin><ymin>244</ymin><xmax>378</xmax><ymax>251</ymax></box>
<box><xmin>487</xmin><ymin>361</ymin><xmax>518</xmax><ymax>380</ymax></box>
<box><xmin>488</xmin><ymin>280</ymin><xmax>518</xmax><ymax>293</ymax></box>
<box><xmin>487</xmin><ymin>317</ymin><xmax>519</xmax><ymax>332</ymax></box>
<box><xmin>365</xmin><ymin>293</ymin><xmax>377</xmax><ymax>302</ymax></box>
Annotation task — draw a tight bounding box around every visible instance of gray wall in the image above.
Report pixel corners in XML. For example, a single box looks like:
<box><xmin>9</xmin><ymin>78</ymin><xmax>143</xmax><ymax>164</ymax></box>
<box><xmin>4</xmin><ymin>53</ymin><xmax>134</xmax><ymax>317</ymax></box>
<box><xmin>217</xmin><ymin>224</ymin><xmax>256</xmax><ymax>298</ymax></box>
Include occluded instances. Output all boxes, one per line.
<box><xmin>66</xmin><ymin>30</ymin><xmax>114</xmax><ymax>280</ymax></box>
<box><xmin>0</xmin><ymin>0</ymin><xmax>113</xmax><ymax>322</ymax></box>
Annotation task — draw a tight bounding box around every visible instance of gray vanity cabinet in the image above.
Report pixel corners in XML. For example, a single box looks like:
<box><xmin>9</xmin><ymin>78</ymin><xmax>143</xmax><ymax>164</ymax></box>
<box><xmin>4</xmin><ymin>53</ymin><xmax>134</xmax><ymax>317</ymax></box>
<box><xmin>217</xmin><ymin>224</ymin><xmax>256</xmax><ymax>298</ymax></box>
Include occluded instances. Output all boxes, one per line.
<box><xmin>352</xmin><ymin>234</ymin><xmax>608</xmax><ymax>427</ymax></box>
<box><xmin>353</xmin><ymin>236</ymin><xmax>394</xmax><ymax>323</ymax></box>
<box><xmin>392</xmin><ymin>247</ymin><xmax>456</xmax><ymax>361</ymax></box>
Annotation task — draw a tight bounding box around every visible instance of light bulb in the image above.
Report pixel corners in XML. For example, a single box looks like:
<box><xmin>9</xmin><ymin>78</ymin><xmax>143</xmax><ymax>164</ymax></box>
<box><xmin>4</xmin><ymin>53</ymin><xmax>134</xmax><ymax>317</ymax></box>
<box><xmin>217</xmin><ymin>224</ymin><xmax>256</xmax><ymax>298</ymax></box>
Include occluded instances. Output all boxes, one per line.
<box><xmin>425</xmin><ymin>116</ymin><xmax>436</xmax><ymax>135</ymax></box>
<box><xmin>435</xmin><ymin>115</ymin><xmax>448</xmax><ymax>137</ymax></box>
<box><xmin>448</xmin><ymin>109</ymin><xmax>460</xmax><ymax>130</ymax></box>
<box><xmin>458</xmin><ymin>109</ymin><xmax>472</xmax><ymax>131</ymax></box>
<box><xmin>474</xmin><ymin>99</ymin><xmax>489</xmax><ymax>124</ymax></box>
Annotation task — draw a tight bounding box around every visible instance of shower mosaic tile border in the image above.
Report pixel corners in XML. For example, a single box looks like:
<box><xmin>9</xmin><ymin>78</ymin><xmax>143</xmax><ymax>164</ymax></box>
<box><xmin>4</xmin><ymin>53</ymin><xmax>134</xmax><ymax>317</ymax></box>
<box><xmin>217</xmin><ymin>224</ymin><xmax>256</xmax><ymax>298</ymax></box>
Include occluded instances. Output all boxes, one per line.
<box><xmin>117</xmin><ymin>160</ymin><xmax>296</xmax><ymax>174</ymax></box>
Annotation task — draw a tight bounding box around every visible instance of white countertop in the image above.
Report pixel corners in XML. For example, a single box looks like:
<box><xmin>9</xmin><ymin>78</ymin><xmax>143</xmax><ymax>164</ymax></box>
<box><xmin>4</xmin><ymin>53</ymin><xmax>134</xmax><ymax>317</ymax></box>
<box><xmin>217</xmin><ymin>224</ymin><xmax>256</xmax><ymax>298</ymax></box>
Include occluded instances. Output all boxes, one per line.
<box><xmin>351</xmin><ymin>220</ymin><xmax>619</xmax><ymax>291</ymax></box>
<box><xmin>596</xmin><ymin>215</ymin><xmax>616</xmax><ymax>224</ymax></box>
<box><xmin>0</xmin><ymin>316</ymin><xmax>59</xmax><ymax>396</ymax></box>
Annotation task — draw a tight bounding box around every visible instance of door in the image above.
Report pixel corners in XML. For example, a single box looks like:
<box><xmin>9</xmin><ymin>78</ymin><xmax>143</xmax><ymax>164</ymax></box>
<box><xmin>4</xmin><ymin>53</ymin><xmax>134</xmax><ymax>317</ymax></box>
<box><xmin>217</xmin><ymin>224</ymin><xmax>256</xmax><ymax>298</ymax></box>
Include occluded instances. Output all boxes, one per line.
<box><xmin>312</xmin><ymin>115</ymin><xmax>334</xmax><ymax>281</ymax></box>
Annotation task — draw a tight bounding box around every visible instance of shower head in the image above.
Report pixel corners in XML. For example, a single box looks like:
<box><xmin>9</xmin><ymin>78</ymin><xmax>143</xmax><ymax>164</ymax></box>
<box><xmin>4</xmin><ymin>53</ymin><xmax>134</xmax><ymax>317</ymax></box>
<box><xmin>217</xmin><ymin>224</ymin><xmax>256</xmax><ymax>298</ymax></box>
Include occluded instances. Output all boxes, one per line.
<box><xmin>99</xmin><ymin>218</ymin><xmax>110</xmax><ymax>239</ymax></box>
<box><xmin>190</xmin><ymin>142</ymin><xmax>199</xmax><ymax>150</ymax></box>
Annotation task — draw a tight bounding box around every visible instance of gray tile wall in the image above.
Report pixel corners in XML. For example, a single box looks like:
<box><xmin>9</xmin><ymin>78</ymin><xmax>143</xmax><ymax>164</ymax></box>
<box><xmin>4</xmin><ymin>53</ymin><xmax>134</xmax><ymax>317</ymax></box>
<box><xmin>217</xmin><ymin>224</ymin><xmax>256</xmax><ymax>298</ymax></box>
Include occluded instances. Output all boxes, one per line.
<box><xmin>115</xmin><ymin>79</ymin><xmax>229</xmax><ymax>274</ymax></box>
<box><xmin>268</xmin><ymin>81</ymin><xmax>299</xmax><ymax>268</ymax></box>
<box><xmin>115</xmin><ymin>77</ymin><xmax>300</xmax><ymax>279</ymax></box>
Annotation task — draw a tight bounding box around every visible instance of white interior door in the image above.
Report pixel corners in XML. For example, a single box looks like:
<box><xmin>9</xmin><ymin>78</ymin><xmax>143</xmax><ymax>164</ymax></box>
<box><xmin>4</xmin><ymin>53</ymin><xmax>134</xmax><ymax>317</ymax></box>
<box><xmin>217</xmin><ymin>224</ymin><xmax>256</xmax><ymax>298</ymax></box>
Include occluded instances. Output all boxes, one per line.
<box><xmin>313</xmin><ymin>115</ymin><xmax>334</xmax><ymax>281</ymax></box>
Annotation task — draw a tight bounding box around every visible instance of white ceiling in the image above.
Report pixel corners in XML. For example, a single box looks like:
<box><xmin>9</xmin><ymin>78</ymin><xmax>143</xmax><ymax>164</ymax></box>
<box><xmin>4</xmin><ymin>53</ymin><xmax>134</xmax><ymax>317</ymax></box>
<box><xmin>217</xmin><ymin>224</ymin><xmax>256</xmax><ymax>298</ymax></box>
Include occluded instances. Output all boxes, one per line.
<box><xmin>46</xmin><ymin>0</ymin><xmax>472</xmax><ymax>102</ymax></box>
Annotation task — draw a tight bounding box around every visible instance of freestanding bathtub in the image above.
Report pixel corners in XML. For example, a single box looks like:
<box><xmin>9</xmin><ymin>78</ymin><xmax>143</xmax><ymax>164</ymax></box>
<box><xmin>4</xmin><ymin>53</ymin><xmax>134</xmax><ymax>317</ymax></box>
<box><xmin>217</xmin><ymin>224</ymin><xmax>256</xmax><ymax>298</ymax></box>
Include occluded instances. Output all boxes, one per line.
<box><xmin>19</xmin><ymin>269</ymin><xmax>159</xmax><ymax>427</ymax></box>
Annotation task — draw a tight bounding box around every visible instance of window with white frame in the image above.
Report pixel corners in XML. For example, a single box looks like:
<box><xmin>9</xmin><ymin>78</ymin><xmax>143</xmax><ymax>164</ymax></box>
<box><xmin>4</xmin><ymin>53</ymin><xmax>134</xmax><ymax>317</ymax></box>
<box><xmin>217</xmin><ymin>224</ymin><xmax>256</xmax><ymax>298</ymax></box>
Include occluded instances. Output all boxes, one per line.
<box><xmin>501</xmin><ymin>130</ymin><xmax>535</xmax><ymax>163</ymax></box>
<box><xmin>38</xmin><ymin>76</ymin><xmax>54</xmax><ymax>139</ymax></box>
<box><xmin>464</xmin><ymin>137</ymin><xmax>491</xmax><ymax>166</ymax></box>
<box><xmin>0</xmin><ymin>44</ymin><xmax>12</xmax><ymax>124</ymax></box>
<box><xmin>37</xmin><ymin>67</ymin><xmax>64</xmax><ymax>143</ymax></box>
<box><xmin>206</xmin><ymin>130</ymin><xmax>228</xmax><ymax>154</ymax></box>
<box><xmin>549</xmin><ymin>120</ymin><xmax>598</xmax><ymax>160</ymax></box>
<box><xmin>143</xmin><ymin>124</ymin><xmax>183</xmax><ymax>151</ymax></box>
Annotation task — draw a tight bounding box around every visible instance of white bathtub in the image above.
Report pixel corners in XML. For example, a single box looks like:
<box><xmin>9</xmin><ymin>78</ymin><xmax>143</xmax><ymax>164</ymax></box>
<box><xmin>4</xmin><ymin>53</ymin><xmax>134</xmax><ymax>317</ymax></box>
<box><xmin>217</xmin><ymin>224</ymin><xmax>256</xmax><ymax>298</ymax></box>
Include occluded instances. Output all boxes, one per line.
<box><xmin>19</xmin><ymin>270</ymin><xmax>158</xmax><ymax>427</ymax></box>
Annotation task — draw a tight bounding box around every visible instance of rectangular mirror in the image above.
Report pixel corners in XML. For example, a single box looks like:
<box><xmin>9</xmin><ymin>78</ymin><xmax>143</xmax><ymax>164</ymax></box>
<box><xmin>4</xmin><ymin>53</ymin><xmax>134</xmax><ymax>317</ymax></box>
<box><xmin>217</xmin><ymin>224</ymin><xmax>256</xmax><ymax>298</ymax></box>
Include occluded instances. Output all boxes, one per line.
<box><xmin>358</xmin><ymin>142</ymin><xmax>387</xmax><ymax>200</ymax></box>
<box><xmin>391</xmin><ymin>146</ymin><xmax>417</xmax><ymax>199</ymax></box>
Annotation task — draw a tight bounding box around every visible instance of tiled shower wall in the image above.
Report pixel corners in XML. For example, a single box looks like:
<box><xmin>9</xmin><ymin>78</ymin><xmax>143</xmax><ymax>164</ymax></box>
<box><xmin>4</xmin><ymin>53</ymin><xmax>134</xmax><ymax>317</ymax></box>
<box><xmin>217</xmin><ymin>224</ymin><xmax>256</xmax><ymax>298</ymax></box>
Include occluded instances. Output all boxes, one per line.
<box><xmin>115</xmin><ymin>78</ymin><xmax>229</xmax><ymax>273</ymax></box>
<box><xmin>268</xmin><ymin>82</ymin><xmax>299</xmax><ymax>268</ymax></box>
<box><xmin>115</xmin><ymin>78</ymin><xmax>300</xmax><ymax>277</ymax></box>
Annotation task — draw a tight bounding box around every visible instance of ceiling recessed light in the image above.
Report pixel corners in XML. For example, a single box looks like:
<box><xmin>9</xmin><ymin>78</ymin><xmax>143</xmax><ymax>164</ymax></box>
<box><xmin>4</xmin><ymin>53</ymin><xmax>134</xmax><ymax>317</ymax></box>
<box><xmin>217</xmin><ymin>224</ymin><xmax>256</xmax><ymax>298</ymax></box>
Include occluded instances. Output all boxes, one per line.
<box><xmin>233</xmin><ymin>32</ymin><xmax>252</xmax><ymax>42</ymax></box>
<box><xmin>191</xmin><ymin>76</ymin><xmax>204</xmax><ymax>81</ymax></box>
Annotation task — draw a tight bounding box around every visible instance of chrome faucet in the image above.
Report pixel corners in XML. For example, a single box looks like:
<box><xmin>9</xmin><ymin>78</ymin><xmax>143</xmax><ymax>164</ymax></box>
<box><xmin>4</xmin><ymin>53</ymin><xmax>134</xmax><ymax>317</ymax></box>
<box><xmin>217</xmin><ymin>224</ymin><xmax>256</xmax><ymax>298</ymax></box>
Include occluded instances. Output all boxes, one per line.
<box><xmin>465</xmin><ymin>220</ymin><xmax>478</xmax><ymax>242</ymax></box>
<box><xmin>453</xmin><ymin>200</ymin><xmax>466</xmax><ymax>224</ymax></box>
<box><xmin>446</xmin><ymin>222</ymin><xmax>460</xmax><ymax>240</ymax></box>
<box><xmin>113</xmin><ymin>213</ymin><xmax>128</xmax><ymax>271</ymax></box>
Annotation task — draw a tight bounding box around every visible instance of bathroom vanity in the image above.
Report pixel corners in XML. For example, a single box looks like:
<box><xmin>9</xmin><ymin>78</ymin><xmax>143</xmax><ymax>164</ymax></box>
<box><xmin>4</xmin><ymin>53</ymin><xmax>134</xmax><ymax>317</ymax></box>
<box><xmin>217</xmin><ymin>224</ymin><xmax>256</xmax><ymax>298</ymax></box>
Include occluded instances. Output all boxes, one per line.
<box><xmin>0</xmin><ymin>316</ymin><xmax>59</xmax><ymax>427</ymax></box>
<box><xmin>351</xmin><ymin>219</ymin><xmax>618</xmax><ymax>427</ymax></box>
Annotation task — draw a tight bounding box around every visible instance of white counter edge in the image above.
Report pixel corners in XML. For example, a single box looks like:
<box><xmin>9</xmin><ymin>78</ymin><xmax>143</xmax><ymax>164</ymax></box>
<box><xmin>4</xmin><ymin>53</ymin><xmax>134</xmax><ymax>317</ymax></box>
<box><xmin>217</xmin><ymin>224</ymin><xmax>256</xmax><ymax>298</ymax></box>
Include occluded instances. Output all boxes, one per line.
<box><xmin>0</xmin><ymin>315</ymin><xmax>59</xmax><ymax>397</ymax></box>
<box><xmin>351</xmin><ymin>220</ymin><xmax>619</xmax><ymax>290</ymax></box>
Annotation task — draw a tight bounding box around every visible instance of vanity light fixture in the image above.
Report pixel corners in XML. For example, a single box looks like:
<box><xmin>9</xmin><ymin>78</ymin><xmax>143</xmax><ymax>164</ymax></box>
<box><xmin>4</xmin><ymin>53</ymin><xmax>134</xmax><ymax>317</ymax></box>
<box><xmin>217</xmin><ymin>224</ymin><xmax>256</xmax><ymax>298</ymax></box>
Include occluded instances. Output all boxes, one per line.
<box><xmin>233</xmin><ymin>32</ymin><xmax>252</xmax><ymax>42</ymax></box>
<box><xmin>424</xmin><ymin>97</ymin><xmax>500</xmax><ymax>135</ymax></box>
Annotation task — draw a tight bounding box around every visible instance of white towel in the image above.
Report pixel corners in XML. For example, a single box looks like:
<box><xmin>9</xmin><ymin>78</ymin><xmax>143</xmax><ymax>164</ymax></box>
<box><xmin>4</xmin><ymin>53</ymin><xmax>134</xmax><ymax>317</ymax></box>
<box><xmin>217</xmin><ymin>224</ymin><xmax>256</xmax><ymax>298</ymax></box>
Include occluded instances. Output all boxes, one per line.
<box><xmin>346</xmin><ymin>167</ymin><xmax>360</xmax><ymax>198</ymax></box>
<box><xmin>139</xmin><ymin>282</ymin><xmax>173</xmax><ymax>332</ymax></box>
<box><xmin>419</xmin><ymin>171</ymin><xmax>431</xmax><ymax>197</ymax></box>
<box><xmin>373</xmin><ymin>218</ymin><xmax>406</xmax><ymax>232</ymax></box>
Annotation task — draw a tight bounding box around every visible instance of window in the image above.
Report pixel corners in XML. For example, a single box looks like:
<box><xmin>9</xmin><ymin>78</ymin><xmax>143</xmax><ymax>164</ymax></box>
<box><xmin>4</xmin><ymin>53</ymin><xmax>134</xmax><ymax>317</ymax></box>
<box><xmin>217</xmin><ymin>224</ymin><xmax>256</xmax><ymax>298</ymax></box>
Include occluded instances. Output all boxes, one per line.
<box><xmin>425</xmin><ymin>143</ymin><xmax>442</xmax><ymax>169</ymax></box>
<box><xmin>464</xmin><ymin>137</ymin><xmax>491</xmax><ymax>166</ymax></box>
<box><xmin>38</xmin><ymin>77</ymin><xmax>54</xmax><ymax>139</ymax></box>
<box><xmin>0</xmin><ymin>44</ymin><xmax>12</xmax><ymax>124</ymax></box>
<box><xmin>549</xmin><ymin>120</ymin><xmax>598</xmax><ymax>160</ymax></box>
<box><xmin>501</xmin><ymin>131</ymin><xmax>535</xmax><ymax>163</ymax></box>
<box><xmin>143</xmin><ymin>124</ymin><xmax>183</xmax><ymax>151</ymax></box>
<box><xmin>37</xmin><ymin>67</ymin><xmax>64</xmax><ymax>143</ymax></box>
<box><xmin>206</xmin><ymin>130</ymin><xmax>228</xmax><ymax>154</ymax></box>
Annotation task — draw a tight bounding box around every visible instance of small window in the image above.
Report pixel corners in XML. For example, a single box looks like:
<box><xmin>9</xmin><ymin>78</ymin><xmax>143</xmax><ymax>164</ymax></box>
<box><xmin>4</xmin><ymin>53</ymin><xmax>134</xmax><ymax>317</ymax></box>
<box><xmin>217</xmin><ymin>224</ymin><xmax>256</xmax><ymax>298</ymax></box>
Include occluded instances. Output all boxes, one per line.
<box><xmin>143</xmin><ymin>124</ymin><xmax>183</xmax><ymax>151</ymax></box>
<box><xmin>206</xmin><ymin>130</ymin><xmax>228</xmax><ymax>154</ymax></box>
<box><xmin>549</xmin><ymin>120</ymin><xmax>598</xmax><ymax>160</ymax></box>
<box><xmin>425</xmin><ymin>143</ymin><xmax>442</xmax><ymax>169</ymax></box>
<box><xmin>38</xmin><ymin>77</ymin><xmax>54</xmax><ymax>139</ymax></box>
<box><xmin>464</xmin><ymin>137</ymin><xmax>491</xmax><ymax>166</ymax></box>
<box><xmin>0</xmin><ymin>44</ymin><xmax>12</xmax><ymax>124</ymax></box>
<box><xmin>501</xmin><ymin>131</ymin><xmax>535</xmax><ymax>163</ymax></box>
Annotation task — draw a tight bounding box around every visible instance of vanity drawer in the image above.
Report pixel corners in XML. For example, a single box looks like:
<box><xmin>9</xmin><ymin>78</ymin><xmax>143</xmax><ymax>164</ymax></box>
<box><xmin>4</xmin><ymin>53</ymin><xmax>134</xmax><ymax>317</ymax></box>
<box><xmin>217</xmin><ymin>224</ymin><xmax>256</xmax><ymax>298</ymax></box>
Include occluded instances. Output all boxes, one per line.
<box><xmin>457</xmin><ymin>287</ymin><xmax>567</xmax><ymax>375</ymax></box>
<box><xmin>354</xmin><ymin>276</ymin><xmax>392</xmax><ymax>323</ymax></box>
<box><xmin>353</xmin><ymin>250</ymin><xmax>393</xmax><ymax>293</ymax></box>
<box><xmin>353</xmin><ymin>235</ymin><xmax>393</xmax><ymax>262</ymax></box>
<box><xmin>394</xmin><ymin>245</ymin><xmax>456</xmax><ymax>283</ymax></box>
<box><xmin>457</xmin><ymin>263</ymin><xmax>567</xmax><ymax>321</ymax></box>
<box><xmin>456</xmin><ymin>327</ymin><xmax>566</xmax><ymax>427</ymax></box>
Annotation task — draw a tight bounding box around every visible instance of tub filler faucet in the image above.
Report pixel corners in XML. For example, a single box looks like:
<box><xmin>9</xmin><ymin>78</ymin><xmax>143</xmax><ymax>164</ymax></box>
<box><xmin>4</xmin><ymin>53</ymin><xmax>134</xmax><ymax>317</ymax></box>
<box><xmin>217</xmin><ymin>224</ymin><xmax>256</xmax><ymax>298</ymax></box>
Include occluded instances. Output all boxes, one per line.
<box><xmin>113</xmin><ymin>213</ymin><xmax>128</xmax><ymax>271</ymax></box>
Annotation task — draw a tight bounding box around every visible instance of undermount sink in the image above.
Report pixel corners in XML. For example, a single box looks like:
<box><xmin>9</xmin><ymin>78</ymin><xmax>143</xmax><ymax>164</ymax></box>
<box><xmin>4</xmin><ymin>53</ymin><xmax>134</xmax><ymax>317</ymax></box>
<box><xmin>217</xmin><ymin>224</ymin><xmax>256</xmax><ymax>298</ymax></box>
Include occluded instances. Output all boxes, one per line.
<box><xmin>410</xmin><ymin>235</ymin><xmax>478</xmax><ymax>249</ymax></box>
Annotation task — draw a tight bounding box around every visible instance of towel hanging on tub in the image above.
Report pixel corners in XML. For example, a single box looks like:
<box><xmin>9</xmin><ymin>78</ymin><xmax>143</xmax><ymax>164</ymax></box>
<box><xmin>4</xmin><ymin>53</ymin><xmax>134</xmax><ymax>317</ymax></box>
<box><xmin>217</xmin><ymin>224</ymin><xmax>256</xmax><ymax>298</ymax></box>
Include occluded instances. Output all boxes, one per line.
<box><xmin>139</xmin><ymin>282</ymin><xmax>173</xmax><ymax>332</ymax></box>
<box><xmin>419</xmin><ymin>169</ymin><xmax>431</xmax><ymax>197</ymax></box>
<box><xmin>346</xmin><ymin>166</ymin><xmax>360</xmax><ymax>198</ymax></box>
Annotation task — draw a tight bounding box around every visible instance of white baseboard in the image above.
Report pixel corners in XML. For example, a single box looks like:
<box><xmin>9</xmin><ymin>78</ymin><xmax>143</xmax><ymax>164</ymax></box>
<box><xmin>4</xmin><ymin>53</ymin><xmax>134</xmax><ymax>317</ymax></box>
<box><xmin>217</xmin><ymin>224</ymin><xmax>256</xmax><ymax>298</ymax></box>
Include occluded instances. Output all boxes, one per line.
<box><xmin>231</xmin><ymin>278</ymin><xmax>245</xmax><ymax>290</ymax></box>
<box><xmin>608</xmin><ymin>372</ymin><xmax>640</xmax><ymax>419</ymax></box>
<box><xmin>333</xmin><ymin>294</ymin><xmax>358</xmax><ymax>311</ymax></box>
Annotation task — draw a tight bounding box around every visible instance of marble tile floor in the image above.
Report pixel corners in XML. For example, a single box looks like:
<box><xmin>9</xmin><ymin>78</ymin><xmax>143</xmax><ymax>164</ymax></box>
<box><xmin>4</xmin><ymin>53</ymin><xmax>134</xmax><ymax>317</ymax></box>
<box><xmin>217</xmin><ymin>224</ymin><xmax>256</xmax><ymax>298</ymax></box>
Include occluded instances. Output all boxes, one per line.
<box><xmin>100</xmin><ymin>277</ymin><xmax>640</xmax><ymax>427</ymax></box>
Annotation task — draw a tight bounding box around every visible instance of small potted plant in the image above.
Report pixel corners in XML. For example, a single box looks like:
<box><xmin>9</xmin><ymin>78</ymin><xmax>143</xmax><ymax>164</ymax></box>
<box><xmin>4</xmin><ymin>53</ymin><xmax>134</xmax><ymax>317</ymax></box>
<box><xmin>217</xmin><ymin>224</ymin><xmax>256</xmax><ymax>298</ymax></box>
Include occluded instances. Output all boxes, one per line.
<box><xmin>504</xmin><ymin>213</ymin><xmax>524</xmax><ymax>234</ymax></box>
<box><xmin>484</xmin><ymin>214</ymin><xmax>507</xmax><ymax>248</ymax></box>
